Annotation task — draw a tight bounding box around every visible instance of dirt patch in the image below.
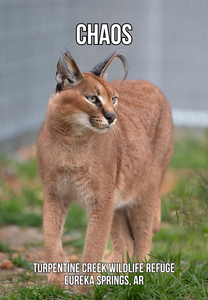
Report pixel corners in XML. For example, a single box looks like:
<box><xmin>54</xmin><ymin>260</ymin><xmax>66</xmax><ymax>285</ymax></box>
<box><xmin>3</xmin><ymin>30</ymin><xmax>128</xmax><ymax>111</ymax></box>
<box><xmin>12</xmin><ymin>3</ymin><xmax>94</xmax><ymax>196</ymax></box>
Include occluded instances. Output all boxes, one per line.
<box><xmin>0</xmin><ymin>225</ymin><xmax>83</xmax><ymax>285</ymax></box>
<box><xmin>0</xmin><ymin>226</ymin><xmax>44</xmax><ymax>247</ymax></box>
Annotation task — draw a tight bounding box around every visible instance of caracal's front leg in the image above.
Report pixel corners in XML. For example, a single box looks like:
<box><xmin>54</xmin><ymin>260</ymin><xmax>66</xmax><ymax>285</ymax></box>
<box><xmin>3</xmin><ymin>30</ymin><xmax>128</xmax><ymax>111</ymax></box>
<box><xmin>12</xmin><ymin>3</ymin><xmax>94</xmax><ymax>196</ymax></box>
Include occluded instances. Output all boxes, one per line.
<box><xmin>83</xmin><ymin>196</ymin><xmax>114</xmax><ymax>262</ymax></box>
<box><xmin>75</xmin><ymin>195</ymin><xmax>114</xmax><ymax>292</ymax></box>
<box><xmin>43</xmin><ymin>190</ymin><xmax>70</xmax><ymax>287</ymax></box>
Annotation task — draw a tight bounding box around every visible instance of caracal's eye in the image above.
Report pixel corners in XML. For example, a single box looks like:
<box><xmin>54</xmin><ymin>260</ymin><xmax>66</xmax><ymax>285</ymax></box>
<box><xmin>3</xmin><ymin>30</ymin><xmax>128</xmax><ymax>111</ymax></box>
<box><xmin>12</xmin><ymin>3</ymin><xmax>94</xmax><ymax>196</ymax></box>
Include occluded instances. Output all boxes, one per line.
<box><xmin>112</xmin><ymin>96</ymin><xmax>117</xmax><ymax>105</ymax></box>
<box><xmin>87</xmin><ymin>96</ymin><xmax>97</xmax><ymax>103</ymax></box>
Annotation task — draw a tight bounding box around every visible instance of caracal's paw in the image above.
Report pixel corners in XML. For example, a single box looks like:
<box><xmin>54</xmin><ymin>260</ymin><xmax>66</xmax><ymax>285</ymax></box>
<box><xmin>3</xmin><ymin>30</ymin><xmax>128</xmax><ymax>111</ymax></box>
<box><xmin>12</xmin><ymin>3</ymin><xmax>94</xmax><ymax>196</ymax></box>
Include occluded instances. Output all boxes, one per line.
<box><xmin>48</xmin><ymin>271</ymin><xmax>69</xmax><ymax>289</ymax></box>
<box><xmin>74</xmin><ymin>284</ymin><xmax>94</xmax><ymax>296</ymax></box>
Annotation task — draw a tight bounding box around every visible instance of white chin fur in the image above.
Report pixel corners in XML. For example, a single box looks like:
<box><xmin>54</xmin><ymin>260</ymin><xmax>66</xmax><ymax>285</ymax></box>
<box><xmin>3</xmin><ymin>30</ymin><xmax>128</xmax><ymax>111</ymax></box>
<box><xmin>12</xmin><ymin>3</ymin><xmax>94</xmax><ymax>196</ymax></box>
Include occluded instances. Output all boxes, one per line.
<box><xmin>72</xmin><ymin>113</ymin><xmax>91</xmax><ymax>131</ymax></box>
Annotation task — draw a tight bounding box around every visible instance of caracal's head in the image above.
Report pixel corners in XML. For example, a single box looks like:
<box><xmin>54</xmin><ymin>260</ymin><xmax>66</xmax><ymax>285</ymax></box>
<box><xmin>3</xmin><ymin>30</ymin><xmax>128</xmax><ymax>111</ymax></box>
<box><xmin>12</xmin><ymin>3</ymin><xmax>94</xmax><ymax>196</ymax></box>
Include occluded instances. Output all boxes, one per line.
<box><xmin>47</xmin><ymin>50</ymin><xmax>128</xmax><ymax>134</ymax></box>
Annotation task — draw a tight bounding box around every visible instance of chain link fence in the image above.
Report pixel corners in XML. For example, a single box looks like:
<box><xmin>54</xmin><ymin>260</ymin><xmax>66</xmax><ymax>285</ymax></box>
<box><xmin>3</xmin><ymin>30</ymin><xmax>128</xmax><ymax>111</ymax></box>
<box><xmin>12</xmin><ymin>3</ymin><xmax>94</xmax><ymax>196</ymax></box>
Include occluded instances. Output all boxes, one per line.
<box><xmin>1</xmin><ymin>0</ymin><xmax>208</xmax><ymax>152</ymax></box>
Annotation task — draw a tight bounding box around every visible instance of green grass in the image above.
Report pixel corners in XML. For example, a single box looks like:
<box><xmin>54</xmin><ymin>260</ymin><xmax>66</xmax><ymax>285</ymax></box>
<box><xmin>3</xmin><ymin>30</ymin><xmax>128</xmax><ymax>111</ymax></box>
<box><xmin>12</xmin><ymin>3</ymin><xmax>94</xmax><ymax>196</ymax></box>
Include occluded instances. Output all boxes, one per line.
<box><xmin>151</xmin><ymin>172</ymin><xmax>208</xmax><ymax>262</ymax></box>
<box><xmin>1</xmin><ymin>129</ymin><xmax>208</xmax><ymax>298</ymax></box>
<box><xmin>1</xmin><ymin>281</ymin><xmax>77</xmax><ymax>300</ymax></box>
<box><xmin>11</xmin><ymin>255</ymin><xmax>32</xmax><ymax>270</ymax></box>
<box><xmin>170</xmin><ymin>129</ymin><xmax>208</xmax><ymax>169</ymax></box>
<box><xmin>0</xmin><ymin>241</ymin><xmax>13</xmax><ymax>256</ymax></box>
<box><xmin>1</xmin><ymin>258</ymin><xmax>208</xmax><ymax>299</ymax></box>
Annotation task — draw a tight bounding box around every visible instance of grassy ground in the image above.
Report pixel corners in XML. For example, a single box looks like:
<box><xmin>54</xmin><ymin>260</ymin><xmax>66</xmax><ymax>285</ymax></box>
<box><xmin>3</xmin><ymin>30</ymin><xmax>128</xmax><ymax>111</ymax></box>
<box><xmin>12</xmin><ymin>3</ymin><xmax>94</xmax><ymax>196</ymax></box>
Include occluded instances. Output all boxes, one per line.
<box><xmin>0</xmin><ymin>128</ymin><xmax>208</xmax><ymax>299</ymax></box>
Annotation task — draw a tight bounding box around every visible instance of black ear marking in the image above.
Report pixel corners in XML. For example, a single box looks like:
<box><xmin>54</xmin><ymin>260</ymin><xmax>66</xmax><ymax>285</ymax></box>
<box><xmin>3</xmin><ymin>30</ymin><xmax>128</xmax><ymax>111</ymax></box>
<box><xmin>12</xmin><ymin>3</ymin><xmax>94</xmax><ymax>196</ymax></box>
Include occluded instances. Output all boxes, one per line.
<box><xmin>90</xmin><ymin>50</ymin><xmax>129</xmax><ymax>82</ymax></box>
<box><xmin>55</xmin><ymin>49</ymin><xmax>83</xmax><ymax>90</ymax></box>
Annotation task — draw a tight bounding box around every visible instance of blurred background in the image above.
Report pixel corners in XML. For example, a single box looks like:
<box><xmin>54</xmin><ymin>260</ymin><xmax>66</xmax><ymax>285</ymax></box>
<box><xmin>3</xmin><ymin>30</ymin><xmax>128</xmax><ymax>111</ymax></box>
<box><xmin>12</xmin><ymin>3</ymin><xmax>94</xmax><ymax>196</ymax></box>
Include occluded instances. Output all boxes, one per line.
<box><xmin>1</xmin><ymin>0</ymin><xmax>208</xmax><ymax>153</ymax></box>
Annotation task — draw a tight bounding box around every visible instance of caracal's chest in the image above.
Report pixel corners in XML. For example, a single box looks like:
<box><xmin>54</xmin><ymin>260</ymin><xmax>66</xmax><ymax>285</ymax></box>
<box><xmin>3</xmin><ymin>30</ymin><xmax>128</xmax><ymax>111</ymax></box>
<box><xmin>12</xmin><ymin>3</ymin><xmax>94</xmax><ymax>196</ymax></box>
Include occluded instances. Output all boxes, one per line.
<box><xmin>55</xmin><ymin>155</ymin><xmax>140</xmax><ymax>210</ymax></box>
<box><xmin>53</xmin><ymin>122</ymin><xmax>150</xmax><ymax>210</ymax></box>
<box><xmin>57</xmin><ymin>173</ymin><xmax>136</xmax><ymax>210</ymax></box>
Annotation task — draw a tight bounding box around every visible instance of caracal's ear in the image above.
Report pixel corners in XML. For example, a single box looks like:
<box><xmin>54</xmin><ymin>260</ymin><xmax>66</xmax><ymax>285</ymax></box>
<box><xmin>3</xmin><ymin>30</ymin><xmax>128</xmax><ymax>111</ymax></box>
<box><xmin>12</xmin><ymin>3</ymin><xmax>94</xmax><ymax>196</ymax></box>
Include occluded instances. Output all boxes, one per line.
<box><xmin>55</xmin><ymin>50</ymin><xmax>83</xmax><ymax>89</ymax></box>
<box><xmin>90</xmin><ymin>50</ymin><xmax>129</xmax><ymax>82</ymax></box>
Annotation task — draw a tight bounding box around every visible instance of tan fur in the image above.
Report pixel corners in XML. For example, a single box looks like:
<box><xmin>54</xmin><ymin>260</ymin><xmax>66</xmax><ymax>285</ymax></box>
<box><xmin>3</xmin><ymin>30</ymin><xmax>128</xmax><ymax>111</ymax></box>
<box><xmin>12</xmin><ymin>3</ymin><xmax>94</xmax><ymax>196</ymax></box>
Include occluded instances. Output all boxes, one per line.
<box><xmin>37</xmin><ymin>51</ymin><xmax>174</xmax><ymax>288</ymax></box>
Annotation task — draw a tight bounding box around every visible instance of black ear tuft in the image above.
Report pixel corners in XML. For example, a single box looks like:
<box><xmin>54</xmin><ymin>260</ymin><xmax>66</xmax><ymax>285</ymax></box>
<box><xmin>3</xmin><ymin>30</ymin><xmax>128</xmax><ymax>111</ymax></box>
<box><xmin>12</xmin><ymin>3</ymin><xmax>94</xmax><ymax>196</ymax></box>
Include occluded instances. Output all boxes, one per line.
<box><xmin>55</xmin><ymin>49</ymin><xmax>83</xmax><ymax>89</ymax></box>
<box><xmin>90</xmin><ymin>50</ymin><xmax>129</xmax><ymax>82</ymax></box>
